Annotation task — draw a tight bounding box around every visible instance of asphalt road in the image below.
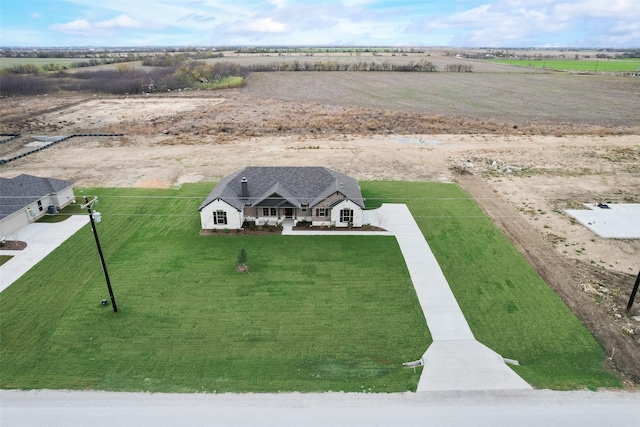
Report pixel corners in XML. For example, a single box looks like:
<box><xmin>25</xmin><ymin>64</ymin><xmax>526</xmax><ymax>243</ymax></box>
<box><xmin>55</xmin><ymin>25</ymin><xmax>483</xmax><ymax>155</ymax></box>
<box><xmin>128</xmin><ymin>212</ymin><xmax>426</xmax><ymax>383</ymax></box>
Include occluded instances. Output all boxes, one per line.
<box><xmin>2</xmin><ymin>389</ymin><xmax>638</xmax><ymax>427</ymax></box>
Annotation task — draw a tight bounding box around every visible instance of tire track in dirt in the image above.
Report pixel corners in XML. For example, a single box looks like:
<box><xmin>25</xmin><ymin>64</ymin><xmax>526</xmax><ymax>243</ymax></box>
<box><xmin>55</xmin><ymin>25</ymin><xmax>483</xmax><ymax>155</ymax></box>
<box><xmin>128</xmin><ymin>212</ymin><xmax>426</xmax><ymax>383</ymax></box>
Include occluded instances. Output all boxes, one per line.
<box><xmin>455</xmin><ymin>172</ymin><xmax>640</xmax><ymax>385</ymax></box>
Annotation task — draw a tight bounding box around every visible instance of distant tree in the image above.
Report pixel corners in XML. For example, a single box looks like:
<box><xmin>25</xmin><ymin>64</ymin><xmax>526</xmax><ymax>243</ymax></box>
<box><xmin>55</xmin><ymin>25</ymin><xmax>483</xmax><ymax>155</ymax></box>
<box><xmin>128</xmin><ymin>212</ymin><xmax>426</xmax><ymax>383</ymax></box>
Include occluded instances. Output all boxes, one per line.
<box><xmin>445</xmin><ymin>63</ymin><xmax>473</xmax><ymax>72</ymax></box>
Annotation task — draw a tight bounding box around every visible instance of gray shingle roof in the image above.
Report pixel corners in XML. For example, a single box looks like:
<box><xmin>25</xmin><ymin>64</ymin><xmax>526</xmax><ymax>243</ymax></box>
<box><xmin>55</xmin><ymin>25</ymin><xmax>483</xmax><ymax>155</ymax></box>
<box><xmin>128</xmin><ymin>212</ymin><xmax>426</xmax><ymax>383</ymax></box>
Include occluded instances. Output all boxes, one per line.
<box><xmin>0</xmin><ymin>174</ymin><xmax>74</xmax><ymax>220</ymax></box>
<box><xmin>199</xmin><ymin>167</ymin><xmax>364</xmax><ymax>211</ymax></box>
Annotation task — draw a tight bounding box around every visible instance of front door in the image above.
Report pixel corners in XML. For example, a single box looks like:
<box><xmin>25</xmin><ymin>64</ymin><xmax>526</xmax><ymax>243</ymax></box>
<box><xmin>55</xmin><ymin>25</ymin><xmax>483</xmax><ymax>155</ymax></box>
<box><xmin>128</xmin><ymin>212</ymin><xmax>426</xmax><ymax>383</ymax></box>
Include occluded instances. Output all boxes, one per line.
<box><xmin>285</xmin><ymin>208</ymin><xmax>294</xmax><ymax>218</ymax></box>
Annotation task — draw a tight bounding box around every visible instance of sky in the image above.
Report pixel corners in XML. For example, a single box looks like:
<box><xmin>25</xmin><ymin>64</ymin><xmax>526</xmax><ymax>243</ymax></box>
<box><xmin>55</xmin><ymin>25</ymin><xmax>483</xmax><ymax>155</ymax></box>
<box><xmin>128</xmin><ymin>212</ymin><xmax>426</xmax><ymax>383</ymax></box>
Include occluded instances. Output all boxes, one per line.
<box><xmin>1</xmin><ymin>0</ymin><xmax>639</xmax><ymax>48</ymax></box>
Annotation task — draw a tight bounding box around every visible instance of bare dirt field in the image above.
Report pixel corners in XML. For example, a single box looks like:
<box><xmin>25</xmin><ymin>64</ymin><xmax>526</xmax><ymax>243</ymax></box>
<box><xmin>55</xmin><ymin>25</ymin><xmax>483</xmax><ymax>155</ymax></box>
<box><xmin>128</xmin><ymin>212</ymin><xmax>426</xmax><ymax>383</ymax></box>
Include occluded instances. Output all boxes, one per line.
<box><xmin>1</xmin><ymin>67</ymin><xmax>639</xmax><ymax>384</ymax></box>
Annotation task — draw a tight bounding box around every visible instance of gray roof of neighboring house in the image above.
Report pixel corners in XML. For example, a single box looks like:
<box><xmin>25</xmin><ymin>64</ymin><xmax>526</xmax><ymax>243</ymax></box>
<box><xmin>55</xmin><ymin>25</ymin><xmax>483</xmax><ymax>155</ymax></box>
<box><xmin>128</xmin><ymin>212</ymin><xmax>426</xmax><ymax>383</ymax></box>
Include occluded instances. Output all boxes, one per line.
<box><xmin>0</xmin><ymin>174</ymin><xmax>74</xmax><ymax>220</ymax></box>
<box><xmin>199</xmin><ymin>167</ymin><xmax>364</xmax><ymax>211</ymax></box>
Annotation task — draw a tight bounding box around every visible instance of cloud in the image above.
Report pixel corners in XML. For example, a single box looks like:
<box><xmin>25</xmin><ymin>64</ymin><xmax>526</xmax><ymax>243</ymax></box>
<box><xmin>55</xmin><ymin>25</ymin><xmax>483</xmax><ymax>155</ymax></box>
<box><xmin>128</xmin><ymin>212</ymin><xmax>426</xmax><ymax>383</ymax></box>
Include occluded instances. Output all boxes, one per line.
<box><xmin>268</xmin><ymin>0</ymin><xmax>288</xmax><ymax>7</ymax></box>
<box><xmin>50</xmin><ymin>19</ymin><xmax>93</xmax><ymax>35</ymax></box>
<box><xmin>553</xmin><ymin>0</ymin><xmax>640</xmax><ymax>21</ymax></box>
<box><xmin>13</xmin><ymin>0</ymin><xmax>640</xmax><ymax>47</ymax></box>
<box><xmin>222</xmin><ymin>17</ymin><xmax>287</xmax><ymax>36</ymax></box>
<box><xmin>246</xmin><ymin>17</ymin><xmax>287</xmax><ymax>33</ymax></box>
<box><xmin>408</xmin><ymin>1</ymin><xmax>574</xmax><ymax>46</ymax></box>
<box><xmin>30</xmin><ymin>13</ymin><xmax>43</xmax><ymax>19</ymax></box>
<box><xmin>404</xmin><ymin>0</ymin><xmax>640</xmax><ymax>46</ymax></box>
<box><xmin>180</xmin><ymin>12</ymin><xmax>216</xmax><ymax>23</ymax></box>
<box><xmin>50</xmin><ymin>14</ymin><xmax>147</xmax><ymax>37</ymax></box>
<box><xmin>95</xmin><ymin>15</ymin><xmax>143</xmax><ymax>30</ymax></box>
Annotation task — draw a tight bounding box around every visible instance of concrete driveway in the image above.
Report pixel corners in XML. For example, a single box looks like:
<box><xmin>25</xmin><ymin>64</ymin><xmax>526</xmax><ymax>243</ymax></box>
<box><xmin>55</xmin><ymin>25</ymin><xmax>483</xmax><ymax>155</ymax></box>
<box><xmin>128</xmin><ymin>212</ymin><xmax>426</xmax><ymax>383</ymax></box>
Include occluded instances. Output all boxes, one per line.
<box><xmin>366</xmin><ymin>204</ymin><xmax>530</xmax><ymax>391</ymax></box>
<box><xmin>0</xmin><ymin>215</ymin><xmax>89</xmax><ymax>292</ymax></box>
<box><xmin>286</xmin><ymin>204</ymin><xmax>530</xmax><ymax>391</ymax></box>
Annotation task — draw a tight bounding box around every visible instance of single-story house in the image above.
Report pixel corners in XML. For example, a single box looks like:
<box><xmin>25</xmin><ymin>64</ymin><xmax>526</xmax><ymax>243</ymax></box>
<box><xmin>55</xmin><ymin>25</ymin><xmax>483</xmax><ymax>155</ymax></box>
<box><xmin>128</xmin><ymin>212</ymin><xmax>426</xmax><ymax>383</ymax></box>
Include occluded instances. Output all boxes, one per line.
<box><xmin>199</xmin><ymin>167</ymin><xmax>365</xmax><ymax>230</ymax></box>
<box><xmin>0</xmin><ymin>174</ymin><xmax>75</xmax><ymax>238</ymax></box>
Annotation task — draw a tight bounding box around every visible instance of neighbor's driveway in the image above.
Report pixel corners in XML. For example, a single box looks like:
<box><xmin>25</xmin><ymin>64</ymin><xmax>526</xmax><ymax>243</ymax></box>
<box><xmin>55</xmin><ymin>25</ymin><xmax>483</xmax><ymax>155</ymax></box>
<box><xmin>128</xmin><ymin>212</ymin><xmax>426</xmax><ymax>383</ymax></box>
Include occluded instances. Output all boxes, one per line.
<box><xmin>0</xmin><ymin>216</ymin><xmax>89</xmax><ymax>292</ymax></box>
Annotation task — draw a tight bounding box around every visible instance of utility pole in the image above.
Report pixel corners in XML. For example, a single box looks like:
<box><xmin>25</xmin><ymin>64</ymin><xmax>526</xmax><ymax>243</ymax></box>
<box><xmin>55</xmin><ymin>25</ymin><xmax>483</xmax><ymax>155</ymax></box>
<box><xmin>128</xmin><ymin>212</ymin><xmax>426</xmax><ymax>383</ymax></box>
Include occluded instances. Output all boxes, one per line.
<box><xmin>82</xmin><ymin>196</ymin><xmax>118</xmax><ymax>313</ymax></box>
<box><xmin>626</xmin><ymin>269</ymin><xmax>640</xmax><ymax>313</ymax></box>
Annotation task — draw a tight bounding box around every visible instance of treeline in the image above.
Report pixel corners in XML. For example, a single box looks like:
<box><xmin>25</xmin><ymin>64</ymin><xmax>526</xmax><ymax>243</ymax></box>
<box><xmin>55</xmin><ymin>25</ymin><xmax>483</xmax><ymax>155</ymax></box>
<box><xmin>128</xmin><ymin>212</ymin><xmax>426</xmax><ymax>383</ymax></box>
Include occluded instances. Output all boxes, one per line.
<box><xmin>1</xmin><ymin>47</ymin><xmax>222</xmax><ymax>59</ymax></box>
<box><xmin>249</xmin><ymin>59</ymin><xmax>437</xmax><ymax>72</ymax></box>
<box><xmin>0</xmin><ymin>75</ymin><xmax>56</xmax><ymax>96</ymax></box>
<box><xmin>234</xmin><ymin>47</ymin><xmax>424</xmax><ymax>54</ymax></box>
<box><xmin>0</xmin><ymin>59</ymin><xmax>471</xmax><ymax>96</ymax></box>
<box><xmin>3</xmin><ymin>57</ymin><xmax>137</xmax><ymax>75</ymax></box>
<box><xmin>1</xmin><ymin>52</ymin><xmax>225</xmax><ymax>75</ymax></box>
<box><xmin>454</xmin><ymin>48</ymin><xmax>640</xmax><ymax>60</ymax></box>
<box><xmin>141</xmin><ymin>52</ymin><xmax>224</xmax><ymax>67</ymax></box>
<box><xmin>0</xmin><ymin>61</ymin><xmax>245</xmax><ymax>96</ymax></box>
<box><xmin>444</xmin><ymin>64</ymin><xmax>473</xmax><ymax>72</ymax></box>
<box><xmin>0</xmin><ymin>68</ymin><xmax>176</xmax><ymax>96</ymax></box>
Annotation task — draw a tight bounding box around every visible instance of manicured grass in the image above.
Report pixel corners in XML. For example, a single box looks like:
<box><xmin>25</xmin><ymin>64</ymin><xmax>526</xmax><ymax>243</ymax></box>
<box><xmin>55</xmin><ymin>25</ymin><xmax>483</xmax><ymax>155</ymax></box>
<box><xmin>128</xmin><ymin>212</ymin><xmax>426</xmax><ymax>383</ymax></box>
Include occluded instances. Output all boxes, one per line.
<box><xmin>0</xmin><ymin>184</ymin><xmax>428</xmax><ymax>393</ymax></box>
<box><xmin>362</xmin><ymin>181</ymin><xmax>620</xmax><ymax>390</ymax></box>
<box><xmin>487</xmin><ymin>58</ymin><xmax>640</xmax><ymax>72</ymax></box>
<box><xmin>1</xmin><ymin>181</ymin><xmax>620</xmax><ymax>392</ymax></box>
<box><xmin>36</xmin><ymin>203</ymin><xmax>84</xmax><ymax>223</ymax></box>
<box><xmin>0</xmin><ymin>255</ymin><xmax>13</xmax><ymax>266</ymax></box>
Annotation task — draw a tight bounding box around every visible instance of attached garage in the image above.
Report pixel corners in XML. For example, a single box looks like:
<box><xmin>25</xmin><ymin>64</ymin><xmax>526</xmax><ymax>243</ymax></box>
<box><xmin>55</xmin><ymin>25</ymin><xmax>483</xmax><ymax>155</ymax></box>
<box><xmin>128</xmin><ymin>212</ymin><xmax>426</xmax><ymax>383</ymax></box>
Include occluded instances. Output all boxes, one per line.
<box><xmin>0</xmin><ymin>174</ymin><xmax>75</xmax><ymax>238</ymax></box>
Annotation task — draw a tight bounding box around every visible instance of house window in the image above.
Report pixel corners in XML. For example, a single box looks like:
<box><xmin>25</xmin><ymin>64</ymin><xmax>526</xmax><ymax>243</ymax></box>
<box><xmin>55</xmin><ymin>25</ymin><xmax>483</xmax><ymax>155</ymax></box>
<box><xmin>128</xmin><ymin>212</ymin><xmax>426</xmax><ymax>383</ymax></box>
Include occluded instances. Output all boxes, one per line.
<box><xmin>301</xmin><ymin>204</ymin><xmax>308</xmax><ymax>213</ymax></box>
<box><xmin>340</xmin><ymin>208</ymin><xmax>353</xmax><ymax>223</ymax></box>
<box><xmin>37</xmin><ymin>200</ymin><xmax>43</xmax><ymax>211</ymax></box>
<box><xmin>213</xmin><ymin>210</ymin><xmax>227</xmax><ymax>225</ymax></box>
<box><xmin>262</xmin><ymin>207</ymin><xmax>269</xmax><ymax>216</ymax></box>
<box><xmin>270</xmin><ymin>208</ymin><xmax>277</xmax><ymax>217</ymax></box>
<box><xmin>316</xmin><ymin>208</ymin><xmax>328</xmax><ymax>217</ymax></box>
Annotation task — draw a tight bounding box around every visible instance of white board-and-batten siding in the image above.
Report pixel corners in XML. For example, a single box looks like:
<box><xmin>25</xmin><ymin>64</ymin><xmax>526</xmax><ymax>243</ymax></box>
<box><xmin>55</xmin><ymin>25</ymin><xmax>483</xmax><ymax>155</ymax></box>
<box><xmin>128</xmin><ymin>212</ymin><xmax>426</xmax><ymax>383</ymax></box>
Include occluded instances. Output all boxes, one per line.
<box><xmin>200</xmin><ymin>199</ymin><xmax>243</xmax><ymax>230</ymax></box>
<box><xmin>331</xmin><ymin>199</ymin><xmax>363</xmax><ymax>227</ymax></box>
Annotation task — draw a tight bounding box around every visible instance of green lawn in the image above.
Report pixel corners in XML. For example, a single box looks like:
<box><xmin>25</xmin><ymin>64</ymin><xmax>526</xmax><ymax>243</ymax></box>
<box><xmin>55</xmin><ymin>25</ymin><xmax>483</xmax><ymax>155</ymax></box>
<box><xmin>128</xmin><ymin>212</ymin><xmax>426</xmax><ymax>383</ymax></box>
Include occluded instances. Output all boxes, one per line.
<box><xmin>362</xmin><ymin>181</ymin><xmax>620</xmax><ymax>389</ymax></box>
<box><xmin>0</xmin><ymin>184</ymin><xmax>428</xmax><ymax>393</ymax></box>
<box><xmin>0</xmin><ymin>255</ymin><xmax>13</xmax><ymax>266</ymax></box>
<box><xmin>486</xmin><ymin>58</ymin><xmax>640</xmax><ymax>72</ymax></box>
<box><xmin>36</xmin><ymin>203</ymin><xmax>84</xmax><ymax>223</ymax></box>
<box><xmin>0</xmin><ymin>181</ymin><xmax>619</xmax><ymax>392</ymax></box>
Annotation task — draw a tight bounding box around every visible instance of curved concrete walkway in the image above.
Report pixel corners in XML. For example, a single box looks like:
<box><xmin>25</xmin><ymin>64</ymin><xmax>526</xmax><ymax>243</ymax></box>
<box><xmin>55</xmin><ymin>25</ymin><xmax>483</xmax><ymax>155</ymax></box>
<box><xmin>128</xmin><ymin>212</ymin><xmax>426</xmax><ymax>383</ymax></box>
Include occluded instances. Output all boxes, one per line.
<box><xmin>286</xmin><ymin>204</ymin><xmax>530</xmax><ymax>391</ymax></box>
<box><xmin>0</xmin><ymin>216</ymin><xmax>89</xmax><ymax>292</ymax></box>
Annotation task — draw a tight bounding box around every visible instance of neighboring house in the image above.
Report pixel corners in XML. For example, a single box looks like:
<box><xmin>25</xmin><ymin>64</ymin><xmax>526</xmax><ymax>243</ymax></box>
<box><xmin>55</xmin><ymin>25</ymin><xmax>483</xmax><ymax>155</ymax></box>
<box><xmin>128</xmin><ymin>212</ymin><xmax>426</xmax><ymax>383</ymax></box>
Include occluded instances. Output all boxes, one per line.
<box><xmin>0</xmin><ymin>174</ymin><xmax>75</xmax><ymax>238</ymax></box>
<box><xmin>199</xmin><ymin>167</ymin><xmax>365</xmax><ymax>230</ymax></box>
